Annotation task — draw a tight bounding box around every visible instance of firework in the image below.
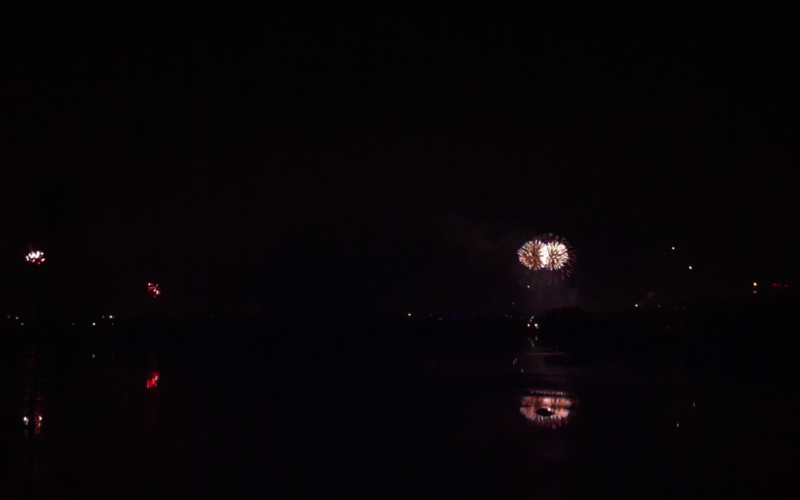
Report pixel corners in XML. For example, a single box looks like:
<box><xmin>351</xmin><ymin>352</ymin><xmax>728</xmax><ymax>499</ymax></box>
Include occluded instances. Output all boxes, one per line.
<box><xmin>25</xmin><ymin>250</ymin><xmax>46</xmax><ymax>265</ymax></box>
<box><xmin>543</xmin><ymin>241</ymin><xmax>569</xmax><ymax>270</ymax></box>
<box><xmin>517</xmin><ymin>234</ymin><xmax>574</xmax><ymax>281</ymax></box>
<box><xmin>518</xmin><ymin>240</ymin><xmax>545</xmax><ymax>270</ymax></box>
<box><xmin>147</xmin><ymin>282</ymin><xmax>161</xmax><ymax>298</ymax></box>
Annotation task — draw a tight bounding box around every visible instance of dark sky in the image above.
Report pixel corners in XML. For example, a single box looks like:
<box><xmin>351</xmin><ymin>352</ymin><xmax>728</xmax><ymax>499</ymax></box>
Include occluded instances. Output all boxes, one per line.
<box><xmin>2</xmin><ymin>7</ymin><xmax>797</xmax><ymax>319</ymax></box>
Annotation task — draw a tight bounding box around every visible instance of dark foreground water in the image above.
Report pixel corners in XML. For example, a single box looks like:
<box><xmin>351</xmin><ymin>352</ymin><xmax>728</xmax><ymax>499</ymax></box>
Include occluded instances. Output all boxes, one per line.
<box><xmin>1</xmin><ymin>340</ymin><xmax>793</xmax><ymax>499</ymax></box>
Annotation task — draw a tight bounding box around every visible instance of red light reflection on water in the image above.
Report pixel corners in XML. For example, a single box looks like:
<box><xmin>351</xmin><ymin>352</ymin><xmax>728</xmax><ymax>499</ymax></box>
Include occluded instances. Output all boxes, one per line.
<box><xmin>146</xmin><ymin>372</ymin><xmax>159</xmax><ymax>389</ymax></box>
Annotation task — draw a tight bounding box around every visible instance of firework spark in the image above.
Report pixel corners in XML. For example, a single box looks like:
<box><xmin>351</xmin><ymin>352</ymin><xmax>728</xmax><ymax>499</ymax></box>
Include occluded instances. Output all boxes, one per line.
<box><xmin>25</xmin><ymin>250</ymin><xmax>46</xmax><ymax>265</ymax></box>
<box><xmin>147</xmin><ymin>282</ymin><xmax>161</xmax><ymax>298</ymax></box>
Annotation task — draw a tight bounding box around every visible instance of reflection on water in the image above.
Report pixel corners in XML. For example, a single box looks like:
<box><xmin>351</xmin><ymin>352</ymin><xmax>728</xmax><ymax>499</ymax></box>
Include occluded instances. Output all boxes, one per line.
<box><xmin>22</xmin><ymin>344</ymin><xmax>44</xmax><ymax>440</ymax></box>
<box><xmin>519</xmin><ymin>390</ymin><xmax>577</xmax><ymax>428</ymax></box>
<box><xmin>22</xmin><ymin>411</ymin><xmax>43</xmax><ymax>436</ymax></box>
<box><xmin>21</xmin><ymin>343</ymin><xmax>46</xmax><ymax>499</ymax></box>
<box><xmin>146</xmin><ymin>351</ymin><xmax>159</xmax><ymax>429</ymax></box>
<box><xmin>146</xmin><ymin>371</ymin><xmax>159</xmax><ymax>389</ymax></box>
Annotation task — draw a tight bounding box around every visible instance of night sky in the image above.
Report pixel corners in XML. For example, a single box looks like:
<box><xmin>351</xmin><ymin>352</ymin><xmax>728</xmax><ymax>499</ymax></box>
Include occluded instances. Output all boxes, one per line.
<box><xmin>2</xmin><ymin>7</ymin><xmax>797</xmax><ymax>320</ymax></box>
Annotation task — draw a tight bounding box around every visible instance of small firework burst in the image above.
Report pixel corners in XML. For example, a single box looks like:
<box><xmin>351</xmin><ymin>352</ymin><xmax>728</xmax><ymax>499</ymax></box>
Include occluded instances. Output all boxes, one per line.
<box><xmin>25</xmin><ymin>250</ymin><xmax>46</xmax><ymax>265</ymax></box>
<box><xmin>147</xmin><ymin>282</ymin><xmax>161</xmax><ymax>298</ymax></box>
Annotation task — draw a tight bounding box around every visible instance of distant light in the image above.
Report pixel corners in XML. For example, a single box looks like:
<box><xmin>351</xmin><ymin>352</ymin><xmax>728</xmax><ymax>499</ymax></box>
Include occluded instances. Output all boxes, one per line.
<box><xmin>23</xmin><ymin>416</ymin><xmax>29</xmax><ymax>424</ymax></box>
<box><xmin>635</xmin><ymin>304</ymin><xmax>638</xmax><ymax>308</ymax></box>
<box><xmin>92</xmin><ymin>322</ymin><xmax>96</xmax><ymax>326</ymax></box>
<box><xmin>671</xmin><ymin>247</ymin><xmax>675</xmax><ymax>250</ymax></box>
<box><xmin>451</xmin><ymin>315</ymin><xmax>456</xmax><ymax>319</ymax></box>
<box><xmin>753</xmin><ymin>282</ymin><xmax>758</xmax><ymax>287</ymax></box>
<box><xmin>676</xmin><ymin>422</ymin><xmax>680</xmax><ymax>428</ymax></box>
<box><xmin>92</xmin><ymin>354</ymin><xmax>95</xmax><ymax>359</ymax></box>
<box><xmin>534</xmin><ymin>323</ymin><xmax>539</xmax><ymax>329</ymax></box>
<box><xmin>20</xmin><ymin>323</ymin><xmax>24</xmax><ymax>326</ymax></box>
<box><xmin>15</xmin><ymin>316</ymin><xmax>19</xmax><ymax>320</ymax></box>
<box><xmin>102</xmin><ymin>316</ymin><xmax>105</xmax><ymax>319</ymax></box>
<box><xmin>71</xmin><ymin>323</ymin><xmax>75</xmax><ymax>326</ymax></box>
<box><xmin>692</xmin><ymin>401</ymin><xmax>695</xmax><ymax>407</ymax></box>
<box><xmin>688</xmin><ymin>266</ymin><xmax>693</xmax><ymax>270</ymax></box>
